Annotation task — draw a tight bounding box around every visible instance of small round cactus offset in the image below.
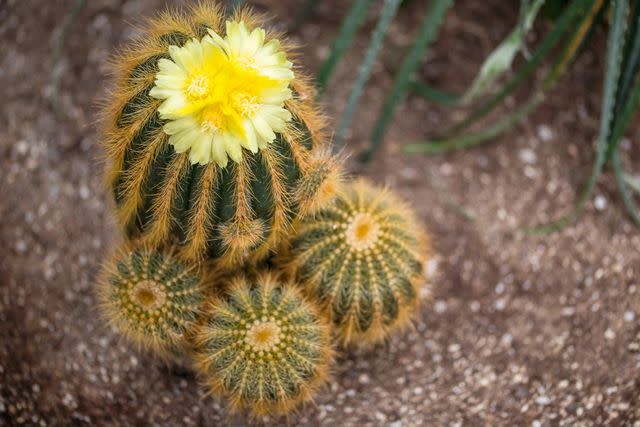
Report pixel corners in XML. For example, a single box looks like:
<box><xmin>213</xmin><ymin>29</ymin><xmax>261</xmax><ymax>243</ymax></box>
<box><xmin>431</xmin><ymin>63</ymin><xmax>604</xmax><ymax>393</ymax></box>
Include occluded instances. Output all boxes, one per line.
<box><xmin>195</xmin><ymin>273</ymin><xmax>332</xmax><ymax>416</ymax></box>
<box><xmin>98</xmin><ymin>245</ymin><xmax>204</xmax><ymax>354</ymax></box>
<box><xmin>286</xmin><ymin>179</ymin><xmax>430</xmax><ymax>345</ymax></box>
<box><xmin>100</xmin><ymin>3</ymin><xmax>340</xmax><ymax>268</ymax></box>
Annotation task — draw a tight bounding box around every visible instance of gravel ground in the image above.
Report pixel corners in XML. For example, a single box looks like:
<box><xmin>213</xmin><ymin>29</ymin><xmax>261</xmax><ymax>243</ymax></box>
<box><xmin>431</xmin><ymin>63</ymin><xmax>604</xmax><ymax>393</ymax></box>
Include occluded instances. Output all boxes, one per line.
<box><xmin>1</xmin><ymin>0</ymin><xmax>640</xmax><ymax>426</ymax></box>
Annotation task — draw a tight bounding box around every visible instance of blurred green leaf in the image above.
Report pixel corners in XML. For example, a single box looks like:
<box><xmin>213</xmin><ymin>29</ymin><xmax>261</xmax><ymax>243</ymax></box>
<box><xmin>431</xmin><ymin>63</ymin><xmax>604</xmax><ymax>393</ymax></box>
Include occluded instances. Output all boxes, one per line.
<box><xmin>364</xmin><ymin>0</ymin><xmax>453</xmax><ymax>161</ymax></box>
<box><xmin>543</xmin><ymin>0</ymin><xmax>571</xmax><ymax>19</ymax></box>
<box><xmin>407</xmin><ymin>0</ymin><xmax>602</xmax><ymax>153</ymax></box>
<box><xmin>404</xmin><ymin>93</ymin><xmax>542</xmax><ymax>153</ymax></box>
<box><xmin>336</xmin><ymin>0</ymin><xmax>403</xmax><ymax>146</ymax></box>
<box><xmin>614</xmin><ymin>154</ymin><xmax>640</xmax><ymax>226</ymax></box>
<box><xmin>623</xmin><ymin>172</ymin><xmax>640</xmax><ymax>194</ymax></box>
<box><xmin>317</xmin><ymin>0</ymin><xmax>375</xmax><ymax>92</ymax></box>
<box><xmin>410</xmin><ymin>81</ymin><xmax>460</xmax><ymax>105</ymax></box>
<box><xmin>605</xmin><ymin>68</ymin><xmax>640</xmax><ymax>165</ymax></box>
<box><xmin>462</xmin><ymin>0</ymin><xmax>546</xmax><ymax>103</ymax></box>
<box><xmin>611</xmin><ymin>1</ymin><xmax>640</xmax><ymax>126</ymax></box>
<box><xmin>530</xmin><ymin>0</ymin><xmax>629</xmax><ymax>234</ymax></box>
<box><xmin>441</xmin><ymin>0</ymin><xmax>588</xmax><ymax>138</ymax></box>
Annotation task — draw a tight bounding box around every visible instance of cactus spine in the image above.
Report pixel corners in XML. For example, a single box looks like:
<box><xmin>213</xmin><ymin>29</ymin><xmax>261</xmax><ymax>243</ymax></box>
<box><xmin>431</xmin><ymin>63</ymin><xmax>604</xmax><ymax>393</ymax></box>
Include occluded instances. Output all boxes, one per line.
<box><xmin>100</xmin><ymin>3</ymin><xmax>340</xmax><ymax>268</ymax></box>
<box><xmin>286</xmin><ymin>179</ymin><xmax>430</xmax><ymax>345</ymax></box>
<box><xmin>194</xmin><ymin>272</ymin><xmax>332</xmax><ymax>416</ymax></box>
<box><xmin>98</xmin><ymin>244</ymin><xmax>204</xmax><ymax>355</ymax></box>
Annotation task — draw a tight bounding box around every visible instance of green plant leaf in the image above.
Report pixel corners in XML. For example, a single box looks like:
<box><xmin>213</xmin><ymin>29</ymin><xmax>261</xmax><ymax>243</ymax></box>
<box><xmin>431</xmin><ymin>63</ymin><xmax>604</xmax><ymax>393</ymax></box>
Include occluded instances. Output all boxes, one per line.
<box><xmin>614</xmin><ymin>153</ymin><xmax>640</xmax><ymax>226</ymax></box>
<box><xmin>316</xmin><ymin>0</ymin><xmax>375</xmax><ymax>92</ymax></box>
<box><xmin>615</xmin><ymin>0</ymin><xmax>640</xmax><ymax>109</ymax></box>
<box><xmin>406</xmin><ymin>0</ymin><xmax>602</xmax><ymax>153</ymax></box>
<box><xmin>441</xmin><ymin>0</ymin><xmax>588</xmax><ymax>138</ymax></box>
<box><xmin>605</xmin><ymin>71</ymin><xmax>640</xmax><ymax>159</ymax></box>
<box><xmin>530</xmin><ymin>0</ymin><xmax>629</xmax><ymax>234</ymax></box>
<box><xmin>335</xmin><ymin>0</ymin><xmax>403</xmax><ymax>147</ymax></box>
<box><xmin>364</xmin><ymin>0</ymin><xmax>453</xmax><ymax>161</ymax></box>
<box><xmin>462</xmin><ymin>0</ymin><xmax>546</xmax><ymax>103</ymax></box>
<box><xmin>404</xmin><ymin>93</ymin><xmax>543</xmax><ymax>153</ymax></box>
<box><xmin>409</xmin><ymin>81</ymin><xmax>460</xmax><ymax>105</ymax></box>
<box><xmin>623</xmin><ymin>172</ymin><xmax>640</xmax><ymax>194</ymax></box>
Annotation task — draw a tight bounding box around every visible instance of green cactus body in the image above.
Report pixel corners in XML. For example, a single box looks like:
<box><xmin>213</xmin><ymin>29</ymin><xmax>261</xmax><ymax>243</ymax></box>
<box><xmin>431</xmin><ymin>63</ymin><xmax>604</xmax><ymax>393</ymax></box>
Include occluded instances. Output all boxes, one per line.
<box><xmin>98</xmin><ymin>244</ymin><xmax>204</xmax><ymax>355</ymax></box>
<box><xmin>101</xmin><ymin>4</ymin><xmax>339</xmax><ymax>269</ymax></box>
<box><xmin>195</xmin><ymin>273</ymin><xmax>332</xmax><ymax>416</ymax></box>
<box><xmin>286</xmin><ymin>179</ymin><xmax>430</xmax><ymax>345</ymax></box>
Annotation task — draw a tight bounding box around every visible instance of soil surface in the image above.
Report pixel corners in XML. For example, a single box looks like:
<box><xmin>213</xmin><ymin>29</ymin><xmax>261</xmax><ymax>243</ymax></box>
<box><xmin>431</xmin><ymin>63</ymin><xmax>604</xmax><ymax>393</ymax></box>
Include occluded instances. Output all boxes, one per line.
<box><xmin>2</xmin><ymin>0</ymin><xmax>640</xmax><ymax>426</ymax></box>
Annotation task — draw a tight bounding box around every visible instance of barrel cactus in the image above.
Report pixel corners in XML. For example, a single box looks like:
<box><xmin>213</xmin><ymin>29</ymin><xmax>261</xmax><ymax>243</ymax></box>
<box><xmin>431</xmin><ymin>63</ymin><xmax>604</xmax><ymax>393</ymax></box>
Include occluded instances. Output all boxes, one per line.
<box><xmin>97</xmin><ymin>244</ymin><xmax>204</xmax><ymax>355</ymax></box>
<box><xmin>194</xmin><ymin>272</ymin><xmax>333</xmax><ymax>416</ymax></box>
<box><xmin>100</xmin><ymin>3</ymin><xmax>340</xmax><ymax>268</ymax></box>
<box><xmin>285</xmin><ymin>179</ymin><xmax>430</xmax><ymax>345</ymax></box>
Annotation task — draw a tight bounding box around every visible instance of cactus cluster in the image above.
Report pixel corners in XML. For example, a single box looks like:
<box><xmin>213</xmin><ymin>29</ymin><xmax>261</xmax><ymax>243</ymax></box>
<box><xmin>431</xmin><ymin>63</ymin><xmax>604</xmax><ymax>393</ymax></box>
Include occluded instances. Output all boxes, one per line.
<box><xmin>95</xmin><ymin>1</ymin><xmax>432</xmax><ymax>420</ymax></box>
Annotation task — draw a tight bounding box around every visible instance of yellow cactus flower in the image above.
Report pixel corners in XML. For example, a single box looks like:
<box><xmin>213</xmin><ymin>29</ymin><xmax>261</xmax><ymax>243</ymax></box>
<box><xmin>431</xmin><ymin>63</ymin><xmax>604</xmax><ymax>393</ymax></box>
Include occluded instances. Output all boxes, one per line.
<box><xmin>150</xmin><ymin>20</ymin><xmax>294</xmax><ymax>166</ymax></box>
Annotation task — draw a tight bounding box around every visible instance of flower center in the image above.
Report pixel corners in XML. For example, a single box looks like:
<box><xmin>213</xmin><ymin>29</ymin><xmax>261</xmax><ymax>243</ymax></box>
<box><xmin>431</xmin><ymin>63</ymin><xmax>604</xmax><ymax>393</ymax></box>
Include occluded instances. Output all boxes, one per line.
<box><xmin>200</xmin><ymin>107</ymin><xmax>223</xmax><ymax>132</ymax></box>
<box><xmin>131</xmin><ymin>280</ymin><xmax>166</xmax><ymax>310</ymax></box>
<box><xmin>245</xmin><ymin>320</ymin><xmax>281</xmax><ymax>352</ymax></box>
<box><xmin>186</xmin><ymin>74</ymin><xmax>210</xmax><ymax>99</ymax></box>
<box><xmin>190</xmin><ymin>62</ymin><xmax>271</xmax><ymax>136</ymax></box>
<box><xmin>233</xmin><ymin>92</ymin><xmax>259</xmax><ymax>116</ymax></box>
<box><xmin>345</xmin><ymin>213</ymin><xmax>380</xmax><ymax>251</ymax></box>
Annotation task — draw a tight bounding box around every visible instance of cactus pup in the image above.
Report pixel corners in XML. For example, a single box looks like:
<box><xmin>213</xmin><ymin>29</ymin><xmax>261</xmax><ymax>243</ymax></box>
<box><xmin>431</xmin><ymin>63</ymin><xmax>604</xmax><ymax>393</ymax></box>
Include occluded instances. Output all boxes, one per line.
<box><xmin>97</xmin><ymin>244</ymin><xmax>204</xmax><ymax>355</ymax></box>
<box><xmin>285</xmin><ymin>179</ymin><xmax>431</xmax><ymax>345</ymax></box>
<box><xmin>100</xmin><ymin>3</ymin><xmax>340</xmax><ymax>269</ymax></box>
<box><xmin>194</xmin><ymin>272</ymin><xmax>333</xmax><ymax>416</ymax></box>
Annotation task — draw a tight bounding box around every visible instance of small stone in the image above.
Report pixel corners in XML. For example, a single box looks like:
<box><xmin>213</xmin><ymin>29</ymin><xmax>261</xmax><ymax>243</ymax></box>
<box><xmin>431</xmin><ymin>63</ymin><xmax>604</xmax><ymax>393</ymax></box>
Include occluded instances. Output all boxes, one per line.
<box><xmin>15</xmin><ymin>240</ymin><xmax>27</xmax><ymax>254</ymax></box>
<box><xmin>15</xmin><ymin>140</ymin><xmax>29</xmax><ymax>155</ymax></box>
<box><xmin>434</xmin><ymin>300</ymin><xmax>447</xmax><ymax>314</ymax></box>
<box><xmin>535</xmin><ymin>395</ymin><xmax>551</xmax><ymax>406</ymax></box>
<box><xmin>594</xmin><ymin>195</ymin><xmax>607</xmax><ymax>211</ymax></box>
<box><xmin>79</xmin><ymin>185</ymin><xmax>90</xmax><ymax>200</ymax></box>
<box><xmin>537</xmin><ymin>125</ymin><xmax>553</xmax><ymax>141</ymax></box>
<box><xmin>604</xmin><ymin>328</ymin><xmax>616</xmax><ymax>340</ymax></box>
<box><xmin>624</xmin><ymin>311</ymin><xmax>635</xmax><ymax>322</ymax></box>
<box><xmin>518</xmin><ymin>148</ymin><xmax>537</xmax><ymax>164</ymax></box>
